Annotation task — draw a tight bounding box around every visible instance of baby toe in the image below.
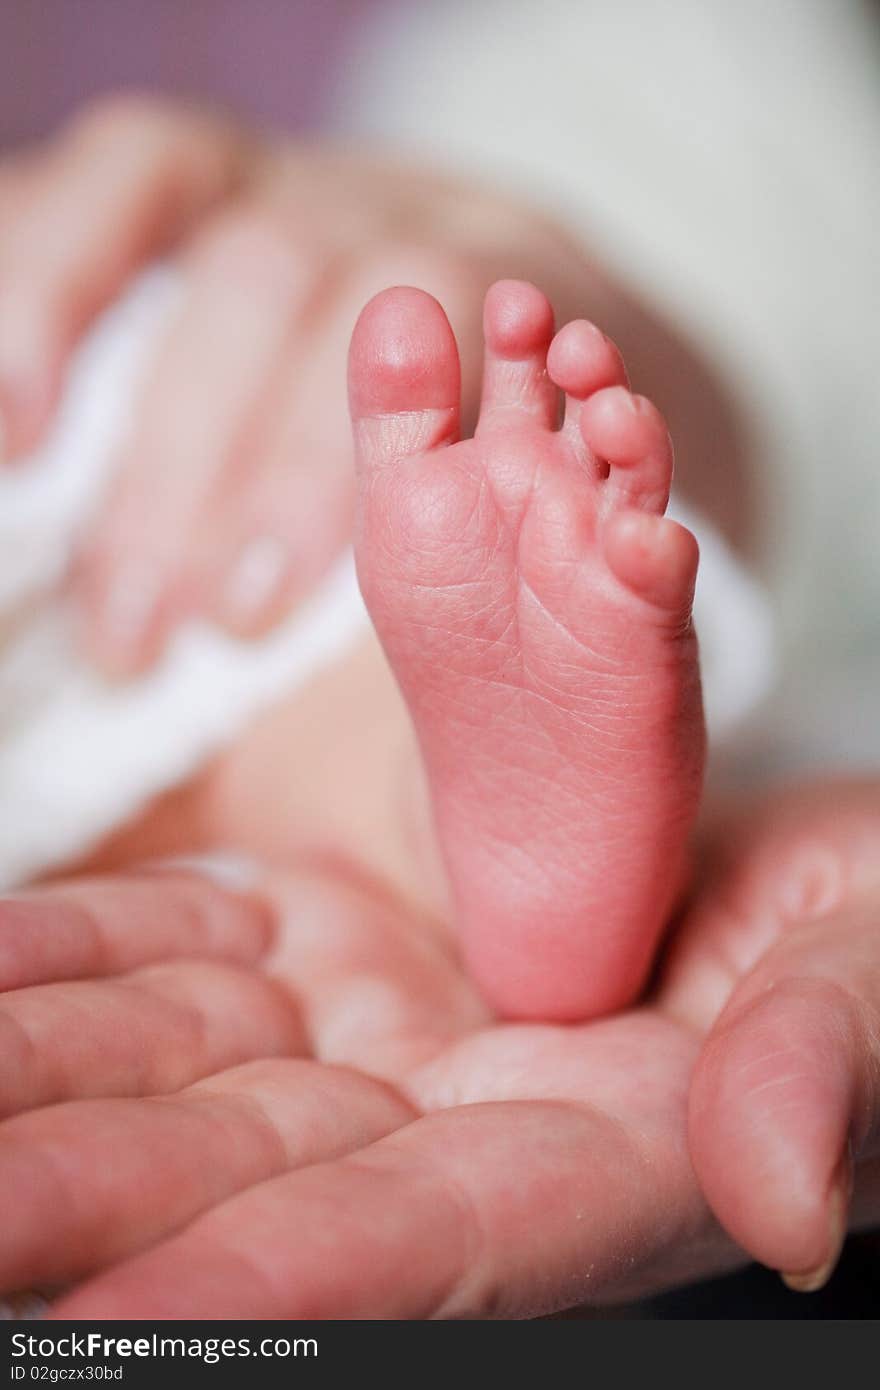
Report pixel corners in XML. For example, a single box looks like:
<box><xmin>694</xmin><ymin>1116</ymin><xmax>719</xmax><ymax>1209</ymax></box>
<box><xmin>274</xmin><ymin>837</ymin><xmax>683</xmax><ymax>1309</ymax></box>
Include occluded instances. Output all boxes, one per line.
<box><xmin>476</xmin><ymin>279</ymin><xmax>557</xmax><ymax>431</ymax></box>
<box><xmin>603</xmin><ymin>510</ymin><xmax>699</xmax><ymax>616</ymax></box>
<box><xmin>580</xmin><ymin>386</ymin><xmax>673</xmax><ymax>515</ymax></box>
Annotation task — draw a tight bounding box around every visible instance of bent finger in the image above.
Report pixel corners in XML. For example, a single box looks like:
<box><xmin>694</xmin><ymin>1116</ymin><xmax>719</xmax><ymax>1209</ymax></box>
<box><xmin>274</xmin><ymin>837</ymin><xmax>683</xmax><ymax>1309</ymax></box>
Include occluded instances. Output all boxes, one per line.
<box><xmin>75</xmin><ymin>206</ymin><xmax>316</xmax><ymax>675</ymax></box>
<box><xmin>688</xmin><ymin>897</ymin><xmax>880</xmax><ymax>1290</ymax></box>
<box><xmin>0</xmin><ymin>96</ymin><xmax>250</xmax><ymax>459</ymax></box>
<box><xmin>203</xmin><ymin>240</ymin><xmax>484</xmax><ymax>639</ymax></box>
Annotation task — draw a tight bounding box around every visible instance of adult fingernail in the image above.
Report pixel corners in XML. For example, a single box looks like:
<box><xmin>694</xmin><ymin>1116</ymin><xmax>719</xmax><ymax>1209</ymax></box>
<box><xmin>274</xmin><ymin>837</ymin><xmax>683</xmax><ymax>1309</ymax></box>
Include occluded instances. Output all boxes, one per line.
<box><xmin>89</xmin><ymin>566</ymin><xmax>165</xmax><ymax>673</ymax></box>
<box><xmin>779</xmin><ymin>1149</ymin><xmax>852</xmax><ymax>1294</ymax></box>
<box><xmin>221</xmin><ymin>535</ymin><xmax>289</xmax><ymax>631</ymax></box>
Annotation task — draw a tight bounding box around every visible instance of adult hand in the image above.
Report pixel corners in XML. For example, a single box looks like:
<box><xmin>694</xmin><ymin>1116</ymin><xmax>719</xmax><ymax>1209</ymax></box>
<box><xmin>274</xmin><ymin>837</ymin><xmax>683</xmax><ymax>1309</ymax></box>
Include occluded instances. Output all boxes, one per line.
<box><xmin>0</xmin><ymin>96</ymin><xmax>588</xmax><ymax>676</ymax></box>
<box><xmin>663</xmin><ymin>777</ymin><xmax>880</xmax><ymax>1290</ymax></box>
<box><xmin>0</xmin><ymin>862</ymin><xmax>727</xmax><ymax>1317</ymax></box>
<box><xmin>5</xmin><ymin>779</ymin><xmax>875</xmax><ymax>1317</ymax></box>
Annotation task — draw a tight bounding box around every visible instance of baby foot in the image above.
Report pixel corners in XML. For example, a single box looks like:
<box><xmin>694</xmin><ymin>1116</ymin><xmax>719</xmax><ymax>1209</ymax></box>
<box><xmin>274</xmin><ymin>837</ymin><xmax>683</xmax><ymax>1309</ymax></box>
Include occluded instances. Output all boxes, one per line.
<box><xmin>349</xmin><ymin>280</ymin><xmax>705</xmax><ymax>1020</ymax></box>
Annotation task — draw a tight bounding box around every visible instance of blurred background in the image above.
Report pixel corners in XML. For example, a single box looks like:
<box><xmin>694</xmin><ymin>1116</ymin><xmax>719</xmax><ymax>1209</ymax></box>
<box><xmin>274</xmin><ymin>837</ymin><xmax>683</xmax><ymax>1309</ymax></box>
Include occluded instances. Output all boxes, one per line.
<box><xmin>0</xmin><ymin>0</ymin><xmax>878</xmax><ymax>1317</ymax></box>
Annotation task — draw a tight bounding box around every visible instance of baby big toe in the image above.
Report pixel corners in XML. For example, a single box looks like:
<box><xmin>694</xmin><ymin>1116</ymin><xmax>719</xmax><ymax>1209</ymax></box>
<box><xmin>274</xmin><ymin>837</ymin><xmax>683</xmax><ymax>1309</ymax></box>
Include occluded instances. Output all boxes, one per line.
<box><xmin>348</xmin><ymin>287</ymin><xmax>461</xmax><ymax>468</ymax></box>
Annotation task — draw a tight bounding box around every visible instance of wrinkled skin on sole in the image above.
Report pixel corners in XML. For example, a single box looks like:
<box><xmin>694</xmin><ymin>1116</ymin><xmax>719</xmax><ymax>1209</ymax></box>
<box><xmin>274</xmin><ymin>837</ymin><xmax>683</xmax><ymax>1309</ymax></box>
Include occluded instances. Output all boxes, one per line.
<box><xmin>350</xmin><ymin>279</ymin><xmax>705</xmax><ymax>1019</ymax></box>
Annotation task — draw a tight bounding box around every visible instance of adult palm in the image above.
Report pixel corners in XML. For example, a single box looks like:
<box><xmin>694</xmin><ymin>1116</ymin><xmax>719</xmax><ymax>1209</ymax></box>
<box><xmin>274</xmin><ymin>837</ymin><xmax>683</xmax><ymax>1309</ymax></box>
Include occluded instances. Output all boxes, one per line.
<box><xmin>1</xmin><ymin>777</ymin><xmax>878</xmax><ymax>1318</ymax></box>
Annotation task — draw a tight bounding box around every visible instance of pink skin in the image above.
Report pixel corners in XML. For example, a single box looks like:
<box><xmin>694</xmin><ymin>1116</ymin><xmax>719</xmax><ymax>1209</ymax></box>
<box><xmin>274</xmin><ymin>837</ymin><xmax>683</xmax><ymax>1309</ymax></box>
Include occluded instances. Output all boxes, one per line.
<box><xmin>662</xmin><ymin>780</ymin><xmax>880</xmax><ymax>1288</ymax></box>
<box><xmin>349</xmin><ymin>280</ymin><xmax>705</xmax><ymax>1020</ymax></box>
<box><xmin>0</xmin><ymin>785</ymin><xmax>871</xmax><ymax>1316</ymax></box>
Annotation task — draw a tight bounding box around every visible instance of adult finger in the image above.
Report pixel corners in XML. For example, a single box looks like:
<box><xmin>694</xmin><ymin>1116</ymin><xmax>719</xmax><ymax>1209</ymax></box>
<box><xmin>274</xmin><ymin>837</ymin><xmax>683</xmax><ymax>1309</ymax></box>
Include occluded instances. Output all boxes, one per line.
<box><xmin>687</xmin><ymin>896</ymin><xmax>880</xmax><ymax>1291</ymax></box>
<box><xmin>75</xmin><ymin>206</ymin><xmax>315</xmax><ymax>675</ymax></box>
<box><xmin>0</xmin><ymin>1058</ymin><xmax>411</xmax><ymax>1291</ymax></box>
<box><xmin>0</xmin><ymin>959</ymin><xmax>304</xmax><ymax>1118</ymax></box>
<box><xmin>200</xmin><ymin>239</ymin><xmax>487</xmax><ymax>638</ymax></box>
<box><xmin>0</xmin><ymin>95</ymin><xmax>250</xmax><ymax>459</ymax></box>
<box><xmin>50</xmin><ymin>1015</ymin><xmax>736</xmax><ymax>1319</ymax></box>
<box><xmin>658</xmin><ymin>780</ymin><xmax>880</xmax><ymax>1288</ymax></box>
<box><xmin>0</xmin><ymin>868</ymin><xmax>273</xmax><ymax>992</ymax></box>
